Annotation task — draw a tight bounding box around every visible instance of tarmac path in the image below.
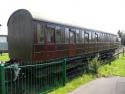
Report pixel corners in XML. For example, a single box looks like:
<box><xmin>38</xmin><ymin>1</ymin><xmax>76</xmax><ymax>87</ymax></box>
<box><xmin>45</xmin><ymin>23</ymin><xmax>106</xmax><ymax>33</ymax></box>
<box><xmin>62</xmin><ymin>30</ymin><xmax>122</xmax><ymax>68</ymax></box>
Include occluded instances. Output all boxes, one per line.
<box><xmin>69</xmin><ymin>77</ymin><xmax>125</xmax><ymax>94</ymax></box>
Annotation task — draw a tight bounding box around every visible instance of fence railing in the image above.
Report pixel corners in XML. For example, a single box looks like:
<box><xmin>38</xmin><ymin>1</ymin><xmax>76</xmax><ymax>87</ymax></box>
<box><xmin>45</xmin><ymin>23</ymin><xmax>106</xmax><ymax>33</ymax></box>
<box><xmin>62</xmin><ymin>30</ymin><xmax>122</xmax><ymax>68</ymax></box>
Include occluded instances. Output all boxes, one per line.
<box><xmin>0</xmin><ymin>60</ymin><xmax>67</xmax><ymax>94</ymax></box>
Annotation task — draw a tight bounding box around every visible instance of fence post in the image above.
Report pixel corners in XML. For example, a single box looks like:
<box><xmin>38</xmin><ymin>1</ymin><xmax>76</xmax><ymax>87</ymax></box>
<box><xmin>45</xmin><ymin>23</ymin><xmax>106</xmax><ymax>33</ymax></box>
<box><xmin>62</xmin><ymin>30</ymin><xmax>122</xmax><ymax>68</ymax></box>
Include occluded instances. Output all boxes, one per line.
<box><xmin>62</xmin><ymin>58</ymin><xmax>67</xmax><ymax>86</ymax></box>
<box><xmin>123</xmin><ymin>48</ymin><xmax>124</xmax><ymax>56</ymax></box>
<box><xmin>0</xmin><ymin>63</ymin><xmax>6</xmax><ymax>94</ymax></box>
<box><xmin>118</xmin><ymin>48</ymin><xmax>119</xmax><ymax>59</ymax></box>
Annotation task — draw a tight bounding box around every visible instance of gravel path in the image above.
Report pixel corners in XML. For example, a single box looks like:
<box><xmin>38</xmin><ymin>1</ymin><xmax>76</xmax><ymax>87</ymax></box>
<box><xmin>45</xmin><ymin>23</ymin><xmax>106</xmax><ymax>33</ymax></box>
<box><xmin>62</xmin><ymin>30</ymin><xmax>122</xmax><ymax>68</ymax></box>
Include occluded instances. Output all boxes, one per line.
<box><xmin>69</xmin><ymin>77</ymin><xmax>125</xmax><ymax>94</ymax></box>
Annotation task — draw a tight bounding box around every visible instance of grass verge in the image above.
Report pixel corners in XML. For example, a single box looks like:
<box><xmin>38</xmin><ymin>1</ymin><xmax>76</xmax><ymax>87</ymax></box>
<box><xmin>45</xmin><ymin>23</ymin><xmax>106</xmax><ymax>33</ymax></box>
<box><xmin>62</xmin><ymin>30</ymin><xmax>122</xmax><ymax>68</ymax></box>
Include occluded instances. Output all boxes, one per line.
<box><xmin>98</xmin><ymin>55</ymin><xmax>125</xmax><ymax>77</ymax></box>
<box><xmin>0</xmin><ymin>53</ymin><xmax>10</xmax><ymax>62</ymax></box>
<box><xmin>48</xmin><ymin>74</ymin><xmax>96</xmax><ymax>94</ymax></box>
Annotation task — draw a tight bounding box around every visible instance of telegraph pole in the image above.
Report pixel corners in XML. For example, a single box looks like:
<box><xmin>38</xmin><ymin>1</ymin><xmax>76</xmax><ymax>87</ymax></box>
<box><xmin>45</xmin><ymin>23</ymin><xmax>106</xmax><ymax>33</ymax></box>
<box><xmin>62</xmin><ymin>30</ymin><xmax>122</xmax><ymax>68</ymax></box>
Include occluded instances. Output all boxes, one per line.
<box><xmin>0</xmin><ymin>24</ymin><xmax>1</xmax><ymax>31</ymax></box>
<box><xmin>0</xmin><ymin>24</ymin><xmax>2</xmax><ymax>55</ymax></box>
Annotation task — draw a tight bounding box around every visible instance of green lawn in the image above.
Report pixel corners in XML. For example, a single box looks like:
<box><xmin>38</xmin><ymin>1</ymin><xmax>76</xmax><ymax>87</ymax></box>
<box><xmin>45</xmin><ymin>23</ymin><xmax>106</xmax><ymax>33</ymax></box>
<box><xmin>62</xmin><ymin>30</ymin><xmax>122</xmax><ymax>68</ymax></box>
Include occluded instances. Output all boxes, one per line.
<box><xmin>49</xmin><ymin>74</ymin><xmax>96</xmax><ymax>94</ymax></box>
<box><xmin>98</xmin><ymin>55</ymin><xmax>125</xmax><ymax>77</ymax></box>
<box><xmin>0</xmin><ymin>53</ymin><xmax>10</xmax><ymax>62</ymax></box>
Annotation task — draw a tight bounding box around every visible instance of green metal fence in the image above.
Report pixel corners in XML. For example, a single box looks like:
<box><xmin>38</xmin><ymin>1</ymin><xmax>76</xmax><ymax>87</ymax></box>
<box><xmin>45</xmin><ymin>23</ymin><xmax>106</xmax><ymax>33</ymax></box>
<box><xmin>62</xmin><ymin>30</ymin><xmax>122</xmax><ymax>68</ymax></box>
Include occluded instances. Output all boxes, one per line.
<box><xmin>0</xmin><ymin>63</ymin><xmax>6</xmax><ymax>94</ymax></box>
<box><xmin>0</xmin><ymin>60</ymin><xmax>67</xmax><ymax>94</ymax></box>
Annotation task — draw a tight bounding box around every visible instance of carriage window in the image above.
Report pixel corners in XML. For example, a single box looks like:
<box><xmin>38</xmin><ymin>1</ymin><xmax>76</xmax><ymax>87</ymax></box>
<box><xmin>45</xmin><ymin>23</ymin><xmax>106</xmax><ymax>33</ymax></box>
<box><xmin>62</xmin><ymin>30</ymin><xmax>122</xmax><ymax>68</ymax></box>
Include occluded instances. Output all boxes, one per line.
<box><xmin>109</xmin><ymin>34</ymin><xmax>111</xmax><ymax>42</ymax></box>
<box><xmin>46</xmin><ymin>25</ymin><xmax>55</xmax><ymax>43</ymax></box>
<box><xmin>113</xmin><ymin>36</ymin><xmax>116</xmax><ymax>43</ymax></box>
<box><xmin>100</xmin><ymin>33</ymin><xmax>102</xmax><ymax>42</ymax></box>
<box><xmin>102</xmin><ymin>33</ymin><xmax>104</xmax><ymax>42</ymax></box>
<box><xmin>103</xmin><ymin>34</ymin><xmax>105</xmax><ymax>42</ymax></box>
<box><xmin>65</xmin><ymin>28</ymin><xmax>69</xmax><ymax>43</ymax></box>
<box><xmin>37</xmin><ymin>23</ymin><xmax>44</xmax><ymax>43</ymax></box>
<box><xmin>111</xmin><ymin>35</ymin><xmax>113</xmax><ymax>43</ymax></box>
<box><xmin>76</xmin><ymin>29</ymin><xmax>80</xmax><ymax>43</ymax></box>
<box><xmin>98</xmin><ymin>33</ymin><xmax>100</xmax><ymax>42</ymax></box>
<box><xmin>82</xmin><ymin>31</ymin><xmax>84</xmax><ymax>43</ymax></box>
<box><xmin>89</xmin><ymin>31</ymin><xmax>92</xmax><ymax>43</ymax></box>
<box><xmin>107</xmin><ymin>34</ymin><xmax>109</xmax><ymax>42</ymax></box>
<box><xmin>112</xmin><ymin>36</ymin><xmax>114</xmax><ymax>43</ymax></box>
<box><xmin>110</xmin><ymin>35</ymin><xmax>112</xmax><ymax>43</ymax></box>
<box><xmin>55</xmin><ymin>26</ymin><xmax>62</xmax><ymax>44</ymax></box>
<box><xmin>79</xmin><ymin>30</ymin><xmax>82</xmax><ymax>43</ymax></box>
<box><xmin>100</xmin><ymin>33</ymin><xmax>103</xmax><ymax>42</ymax></box>
<box><xmin>84</xmin><ymin>32</ymin><xmax>89</xmax><ymax>43</ymax></box>
<box><xmin>105</xmin><ymin>34</ymin><xmax>107</xmax><ymax>42</ymax></box>
<box><xmin>91</xmin><ymin>32</ymin><xmax>95</xmax><ymax>42</ymax></box>
<box><xmin>62</xmin><ymin>28</ymin><xmax>65</xmax><ymax>43</ymax></box>
<box><xmin>95</xmin><ymin>33</ymin><xmax>98</xmax><ymax>42</ymax></box>
<box><xmin>108</xmin><ymin>34</ymin><xmax>110</xmax><ymax>42</ymax></box>
<box><xmin>55</xmin><ymin>27</ymin><xmax>64</xmax><ymax>43</ymax></box>
<box><xmin>70</xmin><ymin>31</ymin><xmax>75</xmax><ymax>44</ymax></box>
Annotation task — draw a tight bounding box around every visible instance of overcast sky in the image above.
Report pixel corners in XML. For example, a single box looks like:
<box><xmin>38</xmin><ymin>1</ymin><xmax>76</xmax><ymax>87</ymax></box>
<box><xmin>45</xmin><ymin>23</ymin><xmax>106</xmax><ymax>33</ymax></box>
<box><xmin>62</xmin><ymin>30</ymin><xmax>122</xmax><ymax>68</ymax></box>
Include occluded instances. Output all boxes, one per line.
<box><xmin>0</xmin><ymin>0</ymin><xmax>125</xmax><ymax>35</ymax></box>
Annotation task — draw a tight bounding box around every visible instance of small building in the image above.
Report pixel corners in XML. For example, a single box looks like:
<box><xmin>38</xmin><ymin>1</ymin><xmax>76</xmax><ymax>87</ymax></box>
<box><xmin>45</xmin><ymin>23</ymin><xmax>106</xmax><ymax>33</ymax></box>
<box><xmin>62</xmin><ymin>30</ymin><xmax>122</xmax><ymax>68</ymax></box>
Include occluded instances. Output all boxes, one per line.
<box><xmin>0</xmin><ymin>35</ymin><xmax>8</xmax><ymax>53</ymax></box>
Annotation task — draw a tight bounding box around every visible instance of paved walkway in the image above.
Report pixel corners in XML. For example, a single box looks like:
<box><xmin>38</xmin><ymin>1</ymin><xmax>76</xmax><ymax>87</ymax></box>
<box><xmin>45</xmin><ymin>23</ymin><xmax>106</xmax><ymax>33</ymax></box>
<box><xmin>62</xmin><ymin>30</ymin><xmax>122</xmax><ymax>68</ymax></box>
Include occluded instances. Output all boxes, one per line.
<box><xmin>69</xmin><ymin>77</ymin><xmax>125</xmax><ymax>94</ymax></box>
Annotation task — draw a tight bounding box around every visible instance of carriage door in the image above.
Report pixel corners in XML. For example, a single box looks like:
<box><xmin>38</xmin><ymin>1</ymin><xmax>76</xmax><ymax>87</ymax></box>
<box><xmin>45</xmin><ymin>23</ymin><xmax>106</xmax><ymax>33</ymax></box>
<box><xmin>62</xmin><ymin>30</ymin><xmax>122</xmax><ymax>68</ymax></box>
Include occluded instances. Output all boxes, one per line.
<box><xmin>95</xmin><ymin>33</ymin><xmax>98</xmax><ymax>52</ymax></box>
<box><xmin>69</xmin><ymin>29</ymin><xmax>76</xmax><ymax>56</ymax></box>
<box><xmin>84</xmin><ymin>31</ymin><xmax>89</xmax><ymax>54</ymax></box>
<box><xmin>46</xmin><ymin>24</ymin><xmax>56</xmax><ymax>59</ymax></box>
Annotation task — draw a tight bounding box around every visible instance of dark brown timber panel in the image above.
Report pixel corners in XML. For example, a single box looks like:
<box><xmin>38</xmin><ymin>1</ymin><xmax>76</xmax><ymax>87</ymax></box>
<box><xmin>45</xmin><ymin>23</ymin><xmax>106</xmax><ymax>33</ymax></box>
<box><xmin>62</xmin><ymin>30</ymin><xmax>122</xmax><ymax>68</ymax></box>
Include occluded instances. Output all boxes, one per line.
<box><xmin>7</xmin><ymin>9</ymin><xmax>33</xmax><ymax>60</ymax></box>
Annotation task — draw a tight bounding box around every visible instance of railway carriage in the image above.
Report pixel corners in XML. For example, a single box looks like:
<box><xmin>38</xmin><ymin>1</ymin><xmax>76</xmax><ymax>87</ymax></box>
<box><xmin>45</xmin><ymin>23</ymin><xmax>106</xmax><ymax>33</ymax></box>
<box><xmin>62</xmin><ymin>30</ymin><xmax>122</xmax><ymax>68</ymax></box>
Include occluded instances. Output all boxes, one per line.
<box><xmin>7</xmin><ymin>9</ymin><xmax>119</xmax><ymax>63</ymax></box>
<box><xmin>5</xmin><ymin>9</ymin><xmax>121</xmax><ymax>91</ymax></box>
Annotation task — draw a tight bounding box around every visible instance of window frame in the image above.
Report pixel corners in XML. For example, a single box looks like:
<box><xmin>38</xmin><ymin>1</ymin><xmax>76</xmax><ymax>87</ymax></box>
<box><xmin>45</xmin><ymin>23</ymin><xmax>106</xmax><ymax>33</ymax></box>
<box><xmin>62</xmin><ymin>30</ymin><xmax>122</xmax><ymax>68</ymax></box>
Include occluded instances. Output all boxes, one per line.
<box><xmin>81</xmin><ymin>30</ymin><xmax>84</xmax><ymax>44</ymax></box>
<box><xmin>46</xmin><ymin>24</ymin><xmax>56</xmax><ymax>44</ymax></box>
<box><xmin>69</xmin><ymin>28</ymin><xmax>76</xmax><ymax>44</ymax></box>
<box><xmin>37</xmin><ymin>23</ymin><xmax>45</xmax><ymax>44</ymax></box>
<box><xmin>76</xmin><ymin>29</ymin><xmax>80</xmax><ymax>44</ymax></box>
<box><xmin>65</xmin><ymin>27</ymin><xmax>70</xmax><ymax>44</ymax></box>
<box><xmin>84</xmin><ymin>31</ymin><xmax>89</xmax><ymax>44</ymax></box>
<box><xmin>55</xmin><ymin>26</ymin><xmax>63</xmax><ymax>44</ymax></box>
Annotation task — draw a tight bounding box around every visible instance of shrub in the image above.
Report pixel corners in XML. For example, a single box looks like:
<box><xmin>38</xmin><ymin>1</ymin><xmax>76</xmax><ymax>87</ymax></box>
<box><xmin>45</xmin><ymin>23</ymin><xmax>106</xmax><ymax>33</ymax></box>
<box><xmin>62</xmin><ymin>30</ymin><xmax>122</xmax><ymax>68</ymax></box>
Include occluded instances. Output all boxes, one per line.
<box><xmin>88</xmin><ymin>57</ymin><xmax>101</xmax><ymax>74</ymax></box>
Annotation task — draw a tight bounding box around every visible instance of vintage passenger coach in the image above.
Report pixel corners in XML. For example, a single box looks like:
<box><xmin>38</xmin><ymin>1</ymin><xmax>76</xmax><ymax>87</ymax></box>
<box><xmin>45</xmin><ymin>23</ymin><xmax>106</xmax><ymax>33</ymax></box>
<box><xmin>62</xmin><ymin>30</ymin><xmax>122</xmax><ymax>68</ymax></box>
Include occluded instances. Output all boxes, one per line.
<box><xmin>7</xmin><ymin>9</ymin><xmax>120</xmax><ymax>62</ymax></box>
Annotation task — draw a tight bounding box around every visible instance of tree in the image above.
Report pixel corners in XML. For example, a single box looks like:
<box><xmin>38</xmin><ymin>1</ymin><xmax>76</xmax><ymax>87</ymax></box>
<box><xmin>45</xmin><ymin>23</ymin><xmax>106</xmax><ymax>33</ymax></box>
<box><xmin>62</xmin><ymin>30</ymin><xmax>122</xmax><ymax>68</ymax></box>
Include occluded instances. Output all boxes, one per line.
<box><xmin>118</xmin><ymin>30</ymin><xmax>125</xmax><ymax>45</ymax></box>
<box><xmin>118</xmin><ymin>30</ymin><xmax>122</xmax><ymax>38</ymax></box>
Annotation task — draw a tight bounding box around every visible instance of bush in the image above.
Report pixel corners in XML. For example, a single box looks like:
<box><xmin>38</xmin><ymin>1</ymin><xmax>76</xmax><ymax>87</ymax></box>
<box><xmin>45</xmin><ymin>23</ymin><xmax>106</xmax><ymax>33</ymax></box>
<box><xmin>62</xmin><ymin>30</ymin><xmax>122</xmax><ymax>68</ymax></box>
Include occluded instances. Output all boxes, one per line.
<box><xmin>88</xmin><ymin>57</ymin><xmax>101</xmax><ymax>74</ymax></box>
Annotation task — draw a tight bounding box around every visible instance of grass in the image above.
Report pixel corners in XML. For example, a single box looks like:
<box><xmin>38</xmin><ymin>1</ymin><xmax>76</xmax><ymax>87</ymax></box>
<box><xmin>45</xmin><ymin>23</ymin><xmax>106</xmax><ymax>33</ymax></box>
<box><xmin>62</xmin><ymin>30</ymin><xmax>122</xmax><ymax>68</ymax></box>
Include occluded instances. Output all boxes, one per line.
<box><xmin>98</xmin><ymin>55</ymin><xmax>125</xmax><ymax>77</ymax></box>
<box><xmin>0</xmin><ymin>53</ymin><xmax>10</xmax><ymax>62</ymax></box>
<box><xmin>48</xmin><ymin>74</ymin><xmax>96</xmax><ymax>94</ymax></box>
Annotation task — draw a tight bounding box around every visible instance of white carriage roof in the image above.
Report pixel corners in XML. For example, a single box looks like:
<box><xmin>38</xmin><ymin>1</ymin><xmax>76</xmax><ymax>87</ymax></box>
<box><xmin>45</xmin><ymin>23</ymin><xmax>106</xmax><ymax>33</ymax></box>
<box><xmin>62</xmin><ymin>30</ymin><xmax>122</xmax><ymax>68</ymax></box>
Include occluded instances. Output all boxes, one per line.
<box><xmin>8</xmin><ymin>9</ymin><xmax>117</xmax><ymax>36</ymax></box>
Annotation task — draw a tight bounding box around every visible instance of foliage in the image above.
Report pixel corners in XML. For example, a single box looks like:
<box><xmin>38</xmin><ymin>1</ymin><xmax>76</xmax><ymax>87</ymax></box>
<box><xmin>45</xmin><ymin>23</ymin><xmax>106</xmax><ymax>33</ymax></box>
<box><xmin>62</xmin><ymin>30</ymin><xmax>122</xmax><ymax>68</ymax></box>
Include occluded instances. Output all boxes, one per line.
<box><xmin>88</xmin><ymin>57</ymin><xmax>101</xmax><ymax>74</ymax></box>
<box><xmin>117</xmin><ymin>30</ymin><xmax>125</xmax><ymax>45</ymax></box>
<box><xmin>118</xmin><ymin>30</ymin><xmax>122</xmax><ymax>38</ymax></box>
